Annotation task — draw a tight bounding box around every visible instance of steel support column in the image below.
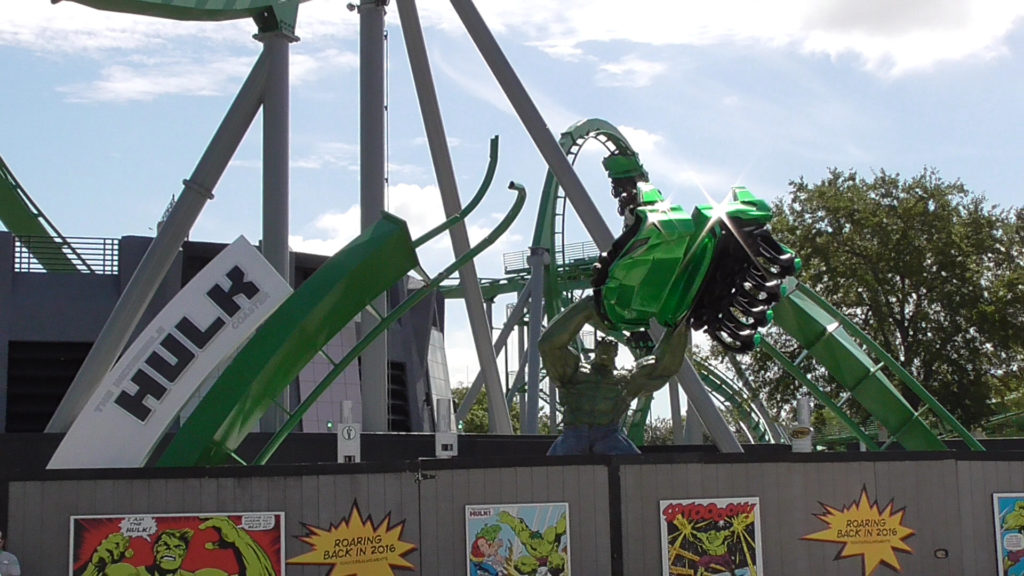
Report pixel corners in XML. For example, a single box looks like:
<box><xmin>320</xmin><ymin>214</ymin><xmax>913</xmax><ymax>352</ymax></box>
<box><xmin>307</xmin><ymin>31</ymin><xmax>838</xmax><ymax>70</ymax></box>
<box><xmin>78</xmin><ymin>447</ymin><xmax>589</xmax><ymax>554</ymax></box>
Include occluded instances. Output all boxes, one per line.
<box><xmin>358</xmin><ymin>0</ymin><xmax>389</xmax><ymax>432</ymax></box>
<box><xmin>396</xmin><ymin>0</ymin><xmax>511</xmax><ymax>433</ymax></box>
<box><xmin>47</xmin><ymin>53</ymin><xmax>270</xmax><ymax>432</ymax></box>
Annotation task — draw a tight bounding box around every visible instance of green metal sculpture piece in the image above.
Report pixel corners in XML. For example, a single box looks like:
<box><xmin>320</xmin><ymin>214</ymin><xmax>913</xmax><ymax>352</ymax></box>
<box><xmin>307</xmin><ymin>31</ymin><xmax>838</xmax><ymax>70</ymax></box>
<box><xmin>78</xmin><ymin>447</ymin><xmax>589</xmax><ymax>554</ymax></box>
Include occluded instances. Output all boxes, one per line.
<box><xmin>57</xmin><ymin>0</ymin><xmax>304</xmax><ymax>35</ymax></box>
<box><xmin>591</xmin><ymin>150</ymin><xmax>800</xmax><ymax>353</ymax></box>
<box><xmin>542</xmin><ymin>144</ymin><xmax>800</xmax><ymax>454</ymax></box>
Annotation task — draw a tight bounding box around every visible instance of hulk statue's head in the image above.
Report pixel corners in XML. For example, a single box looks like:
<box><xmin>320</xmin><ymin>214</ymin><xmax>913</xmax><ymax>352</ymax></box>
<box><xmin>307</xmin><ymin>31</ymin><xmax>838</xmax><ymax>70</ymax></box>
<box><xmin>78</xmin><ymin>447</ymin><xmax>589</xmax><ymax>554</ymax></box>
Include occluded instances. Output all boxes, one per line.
<box><xmin>593</xmin><ymin>337</ymin><xmax>619</xmax><ymax>369</ymax></box>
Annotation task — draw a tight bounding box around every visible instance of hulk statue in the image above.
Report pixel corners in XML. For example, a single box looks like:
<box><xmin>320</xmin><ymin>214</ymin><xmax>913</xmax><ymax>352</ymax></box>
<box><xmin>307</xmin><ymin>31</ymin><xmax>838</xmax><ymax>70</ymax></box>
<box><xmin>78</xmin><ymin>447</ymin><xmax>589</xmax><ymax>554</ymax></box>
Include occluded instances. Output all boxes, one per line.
<box><xmin>80</xmin><ymin>517</ymin><xmax>276</xmax><ymax>576</ymax></box>
<box><xmin>496</xmin><ymin>510</ymin><xmax>567</xmax><ymax>575</ymax></box>
<box><xmin>540</xmin><ymin>294</ymin><xmax>690</xmax><ymax>455</ymax></box>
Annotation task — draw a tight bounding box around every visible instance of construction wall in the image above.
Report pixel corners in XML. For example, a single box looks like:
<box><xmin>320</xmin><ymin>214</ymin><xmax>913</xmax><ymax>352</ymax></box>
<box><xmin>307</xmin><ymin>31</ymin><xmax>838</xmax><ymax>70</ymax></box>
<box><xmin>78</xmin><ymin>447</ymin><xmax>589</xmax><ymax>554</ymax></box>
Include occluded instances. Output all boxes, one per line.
<box><xmin>5</xmin><ymin>451</ymin><xmax>1023</xmax><ymax>575</ymax></box>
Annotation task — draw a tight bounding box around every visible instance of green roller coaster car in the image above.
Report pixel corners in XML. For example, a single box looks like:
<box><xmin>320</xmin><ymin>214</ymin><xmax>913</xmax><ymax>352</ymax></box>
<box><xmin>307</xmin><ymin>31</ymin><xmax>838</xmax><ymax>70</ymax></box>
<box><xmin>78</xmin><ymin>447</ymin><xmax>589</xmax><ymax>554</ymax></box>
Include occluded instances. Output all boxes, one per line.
<box><xmin>592</xmin><ymin>153</ymin><xmax>800</xmax><ymax>353</ymax></box>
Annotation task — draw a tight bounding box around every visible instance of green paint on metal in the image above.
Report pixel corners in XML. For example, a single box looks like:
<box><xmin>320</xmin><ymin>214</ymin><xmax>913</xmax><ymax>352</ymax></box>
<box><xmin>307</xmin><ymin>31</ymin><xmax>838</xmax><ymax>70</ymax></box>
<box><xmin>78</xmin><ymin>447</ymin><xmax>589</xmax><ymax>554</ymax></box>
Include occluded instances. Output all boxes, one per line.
<box><xmin>251</xmin><ymin>181</ymin><xmax>527</xmax><ymax>465</ymax></box>
<box><xmin>599</xmin><ymin>189</ymin><xmax>780</xmax><ymax>331</ymax></box>
<box><xmin>156</xmin><ymin>212</ymin><xmax>418</xmax><ymax>467</ymax></box>
<box><xmin>63</xmin><ymin>0</ymin><xmax>303</xmax><ymax>34</ymax></box>
<box><xmin>771</xmin><ymin>282</ymin><xmax>951</xmax><ymax>451</ymax></box>
<box><xmin>790</xmin><ymin>282</ymin><xmax>983</xmax><ymax>451</ymax></box>
<box><xmin>760</xmin><ymin>339</ymin><xmax>881</xmax><ymax>450</ymax></box>
<box><xmin>532</xmin><ymin>119</ymin><xmax>639</xmax><ymax>323</ymax></box>
<box><xmin>413</xmin><ymin>136</ymin><xmax>498</xmax><ymax>249</ymax></box>
<box><xmin>691</xmin><ymin>357</ymin><xmax>773</xmax><ymax>444</ymax></box>
<box><xmin>0</xmin><ymin>154</ymin><xmax>83</xmax><ymax>272</ymax></box>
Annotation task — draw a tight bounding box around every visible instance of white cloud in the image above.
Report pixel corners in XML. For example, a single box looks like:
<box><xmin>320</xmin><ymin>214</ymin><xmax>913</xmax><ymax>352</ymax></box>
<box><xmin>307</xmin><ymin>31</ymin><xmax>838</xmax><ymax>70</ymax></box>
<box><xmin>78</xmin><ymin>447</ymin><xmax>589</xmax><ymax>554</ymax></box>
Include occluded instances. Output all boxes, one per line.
<box><xmin>424</xmin><ymin>0</ymin><xmax>1024</xmax><ymax>77</ymax></box>
<box><xmin>596</xmin><ymin>57</ymin><xmax>668</xmax><ymax>88</ymax></box>
<box><xmin>289</xmin><ymin>206</ymin><xmax>361</xmax><ymax>256</ymax></box>
<box><xmin>291</xmin><ymin>49</ymin><xmax>359</xmax><ymax>85</ymax></box>
<box><xmin>615</xmin><ymin>125</ymin><xmax>739</xmax><ymax>199</ymax></box>
<box><xmin>58</xmin><ymin>56</ymin><xmax>254</xmax><ymax>102</ymax></box>
<box><xmin>3</xmin><ymin>2</ymin><xmax>249</xmax><ymax>53</ymax></box>
<box><xmin>293</xmin><ymin>142</ymin><xmax>359</xmax><ymax>170</ymax></box>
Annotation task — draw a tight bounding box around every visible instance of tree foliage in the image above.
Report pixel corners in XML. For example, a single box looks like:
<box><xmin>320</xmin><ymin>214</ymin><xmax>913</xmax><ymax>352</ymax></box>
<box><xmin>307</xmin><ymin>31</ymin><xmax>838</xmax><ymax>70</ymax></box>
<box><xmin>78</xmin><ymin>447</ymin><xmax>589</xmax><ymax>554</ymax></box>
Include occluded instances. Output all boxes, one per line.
<box><xmin>739</xmin><ymin>167</ymin><xmax>1023</xmax><ymax>429</ymax></box>
<box><xmin>643</xmin><ymin>416</ymin><xmax>677</xmax><ymax>445</ymax></box>
<box><xmin>452</xmin><ymin>386</ymin><xmax>551</xmax><ymax>434</ymax></box>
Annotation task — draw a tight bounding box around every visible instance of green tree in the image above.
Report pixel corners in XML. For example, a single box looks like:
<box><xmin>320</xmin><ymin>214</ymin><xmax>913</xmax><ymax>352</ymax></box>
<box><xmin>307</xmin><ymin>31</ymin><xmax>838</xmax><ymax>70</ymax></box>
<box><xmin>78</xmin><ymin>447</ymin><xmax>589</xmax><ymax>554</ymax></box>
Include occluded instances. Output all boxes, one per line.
<box><xmin>643</xmin><ymin>416</ymin><xmax>678</xmax><ymax>445</ymax></box>
<box><xmin>452</xmin><ymin>386</ymin><xmax>551</xmax><ymax>434</ymax></box>
<box><xmin>739</xmin><ymin>167</ymin><xmax>1022</xmax><ymax>429</ymax></box>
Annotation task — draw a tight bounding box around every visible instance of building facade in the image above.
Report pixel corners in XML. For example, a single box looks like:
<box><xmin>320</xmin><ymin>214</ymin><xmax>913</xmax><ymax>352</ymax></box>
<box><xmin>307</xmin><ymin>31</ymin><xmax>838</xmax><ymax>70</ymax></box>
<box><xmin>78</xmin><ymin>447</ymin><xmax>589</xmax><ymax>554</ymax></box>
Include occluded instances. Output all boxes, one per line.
<box><xmin>0</xmin><ymin>231</ymin><xmax>452</xmax><ymax>438</ymax></box>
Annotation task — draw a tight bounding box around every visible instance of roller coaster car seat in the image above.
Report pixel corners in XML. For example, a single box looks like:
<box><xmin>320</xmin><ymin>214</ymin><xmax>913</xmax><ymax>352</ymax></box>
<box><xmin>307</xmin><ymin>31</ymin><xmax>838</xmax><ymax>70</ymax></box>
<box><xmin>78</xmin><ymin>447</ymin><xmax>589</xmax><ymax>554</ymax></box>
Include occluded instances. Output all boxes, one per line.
<box><xmin>593</xmin><ymin>186</ymin><xmax>800</xmax><ymax>353</ymax></box>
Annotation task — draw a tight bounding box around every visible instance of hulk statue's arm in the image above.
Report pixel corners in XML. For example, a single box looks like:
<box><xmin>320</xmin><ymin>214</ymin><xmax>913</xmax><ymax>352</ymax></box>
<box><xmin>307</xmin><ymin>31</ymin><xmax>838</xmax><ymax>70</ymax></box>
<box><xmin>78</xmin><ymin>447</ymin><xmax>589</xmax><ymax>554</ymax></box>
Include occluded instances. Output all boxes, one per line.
<box><xmin>626</xmin><ymin>321</ymin><xmax>691</xmax><ymax>398</ymax></box>
<box><xmin>197</xmin><ymin>517</ymin><xmax>276</xmax><ymax>576</ymax></box>
<box><xmin>539</xmin><ymin>295</ymin><xmax>598</xmax><ymax>385</ymax></box>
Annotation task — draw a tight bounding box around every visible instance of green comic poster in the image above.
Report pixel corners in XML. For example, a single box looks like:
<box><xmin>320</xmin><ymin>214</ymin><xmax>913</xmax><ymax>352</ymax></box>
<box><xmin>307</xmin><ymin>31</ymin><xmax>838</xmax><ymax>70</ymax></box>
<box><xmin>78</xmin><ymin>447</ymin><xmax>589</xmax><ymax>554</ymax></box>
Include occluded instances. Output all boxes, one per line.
<box><xmin>995</xmin><ymin>493</ymin><xmax>1024</xmax><ymax>576</ymax></box>
<box><xmin>660</xmin><ymin>497</ymin><xmax>761</xmax><ymax>576</ymax></box>
<box><xmin>70</xmin><ymin>512</ymin><xmax>284</xmax><ymax>576</ymax></box>
<box><xmin>466</xmin><ymin>502</ymin><xmax>569</xmax><ymax>576</ymax></box>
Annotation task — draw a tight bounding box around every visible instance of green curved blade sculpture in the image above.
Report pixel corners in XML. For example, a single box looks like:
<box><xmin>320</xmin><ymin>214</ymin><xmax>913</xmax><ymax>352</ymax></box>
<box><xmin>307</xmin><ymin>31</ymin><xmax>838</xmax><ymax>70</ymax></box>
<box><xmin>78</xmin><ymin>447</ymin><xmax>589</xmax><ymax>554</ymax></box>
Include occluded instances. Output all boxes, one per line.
<box><xmin>156</xmin><ymin>212</ymin><xmax>419</xmax><ymax>466</ymax></box>
<box><xmin>59</xmin><ymin>0</ymin><xmax>303</xmax><ymax>34</ymax></box>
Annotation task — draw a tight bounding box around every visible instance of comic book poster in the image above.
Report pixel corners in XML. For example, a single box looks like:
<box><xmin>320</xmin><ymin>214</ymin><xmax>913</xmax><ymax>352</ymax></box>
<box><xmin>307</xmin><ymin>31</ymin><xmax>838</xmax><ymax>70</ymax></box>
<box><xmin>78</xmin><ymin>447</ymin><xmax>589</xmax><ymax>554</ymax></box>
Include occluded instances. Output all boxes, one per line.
<box><xmin>660</xmin><ymin>497</ymin><xmax>762</xmax><ymax>576</ymax></box>
<box><xmin>69</xmin><ymin>512</ymin><xmax>285</xmax><ymax>576</ymax></box>
<box><xmin>465</xmin><ymin>502</ymin><xmax>570</xmax><ymax>576</ymax></box>
<box><xmin>994</xmin><ymin>493</ymin><xmax>1024</xmax><ymax>576</ymax></box>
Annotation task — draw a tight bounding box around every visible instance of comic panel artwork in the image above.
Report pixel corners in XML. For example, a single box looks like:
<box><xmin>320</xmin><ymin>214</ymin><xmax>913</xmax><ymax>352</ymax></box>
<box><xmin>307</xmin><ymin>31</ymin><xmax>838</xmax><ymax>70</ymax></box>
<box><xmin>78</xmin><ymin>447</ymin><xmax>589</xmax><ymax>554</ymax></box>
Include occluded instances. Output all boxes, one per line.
<box><xmin>660</xmin><ymin>497</ymin><xmax>762</xmax><ymax>576</ymax></box>
<box><xmin>466</xmin><ymin>502</ymin><xmax>570</xmax><ymax>576</ymax></box>
<box><xmin>69</xmin><ymin>512</ymin><xmax>284</xmax><ymax>576</ymax></box>
<box><xmin>994</xmin><ymin>493</ymin><xmax>1024</xmax><ymax>576</ymax></box>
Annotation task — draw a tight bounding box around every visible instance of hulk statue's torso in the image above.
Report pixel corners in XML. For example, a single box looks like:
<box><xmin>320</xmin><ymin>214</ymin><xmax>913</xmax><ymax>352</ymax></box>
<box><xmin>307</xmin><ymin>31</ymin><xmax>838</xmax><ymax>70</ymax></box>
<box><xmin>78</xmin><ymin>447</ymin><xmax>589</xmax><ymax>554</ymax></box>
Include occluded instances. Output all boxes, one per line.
<box><xmin>558</xmin><ymin>364</ymin><xmax>634</xmax><ymax>427</ymax></box>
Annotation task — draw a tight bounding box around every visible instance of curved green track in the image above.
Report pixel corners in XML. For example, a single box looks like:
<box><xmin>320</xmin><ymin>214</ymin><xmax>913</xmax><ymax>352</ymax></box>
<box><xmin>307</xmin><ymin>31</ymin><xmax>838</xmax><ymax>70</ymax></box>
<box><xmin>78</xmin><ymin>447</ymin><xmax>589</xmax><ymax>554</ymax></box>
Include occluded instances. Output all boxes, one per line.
<box><xmin>0</xmin><ymin>154</ymin><xmax>84</xmax><ymax>272</ymax></box>
<box><xmin>767</xmin><ymin>280</ymin><xmax>983</xmax><ymax>451</ymax></box>
<box><xmin>536</xmin><ymin>118</ymin><xmax>980</xmax><ymax>452</ymax></box>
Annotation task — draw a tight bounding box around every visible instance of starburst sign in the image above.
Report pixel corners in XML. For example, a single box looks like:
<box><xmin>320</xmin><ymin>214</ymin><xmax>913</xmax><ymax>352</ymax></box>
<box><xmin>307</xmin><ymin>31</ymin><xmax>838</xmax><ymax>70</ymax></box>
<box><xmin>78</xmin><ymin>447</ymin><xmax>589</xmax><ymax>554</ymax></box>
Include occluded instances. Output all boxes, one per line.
<box><xmin>288</xmin><ymin>501</ymin><xmax>416</xmax><ymax>576</ymax></box>
<box><xmin>802</xmin><ymin>486</ymin><xmax>915</xmax><ymax>576</ymax></box>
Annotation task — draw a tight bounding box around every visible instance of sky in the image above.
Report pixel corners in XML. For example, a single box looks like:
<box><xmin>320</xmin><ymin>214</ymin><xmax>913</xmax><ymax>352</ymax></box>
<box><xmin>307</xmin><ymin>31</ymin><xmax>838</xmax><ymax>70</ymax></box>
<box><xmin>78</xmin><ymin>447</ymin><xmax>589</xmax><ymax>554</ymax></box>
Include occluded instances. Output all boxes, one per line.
<box><xmin>3</xmin><ymin>0</ymin><xmax>1024</xmax><ymax>423</ymax></box>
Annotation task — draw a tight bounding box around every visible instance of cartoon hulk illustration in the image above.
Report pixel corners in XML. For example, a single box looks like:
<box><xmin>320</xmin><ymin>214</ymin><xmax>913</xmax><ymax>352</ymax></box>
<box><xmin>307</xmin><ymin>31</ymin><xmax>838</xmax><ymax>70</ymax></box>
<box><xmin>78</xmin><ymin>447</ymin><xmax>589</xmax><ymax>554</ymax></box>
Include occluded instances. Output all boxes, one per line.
<box><xmin>469</xmin><ymin>524</ymin><xmax>506</xmax><ymax>576</ymax></box>
<box><xmin>692</xmin><ymin>529</ymin><xmax>736</xmax><ymax>576</ymax></box>
<box><xmin>497</xmin><ymin>510</ymin><xmax>567</xmax><ymax>576</ymax></box>
<box><xmin>1003</xmin><ymin>501</ymin><xmax>1024</xmax><ymax>572</ymax></box>
<box><xmin>80</xmin><ymin>517</ymin><xmax>276</xmax><ymax>576</ymax></box>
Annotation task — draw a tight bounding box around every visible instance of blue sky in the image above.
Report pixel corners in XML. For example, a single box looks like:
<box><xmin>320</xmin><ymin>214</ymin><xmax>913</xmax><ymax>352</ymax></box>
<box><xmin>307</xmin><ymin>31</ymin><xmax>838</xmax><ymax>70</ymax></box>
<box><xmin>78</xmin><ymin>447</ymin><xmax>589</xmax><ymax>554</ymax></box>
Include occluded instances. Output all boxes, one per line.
<box><xmin>3</xmin><ymin>1</ymin><xmax>1024</xmax><ymax>422</ymax></box>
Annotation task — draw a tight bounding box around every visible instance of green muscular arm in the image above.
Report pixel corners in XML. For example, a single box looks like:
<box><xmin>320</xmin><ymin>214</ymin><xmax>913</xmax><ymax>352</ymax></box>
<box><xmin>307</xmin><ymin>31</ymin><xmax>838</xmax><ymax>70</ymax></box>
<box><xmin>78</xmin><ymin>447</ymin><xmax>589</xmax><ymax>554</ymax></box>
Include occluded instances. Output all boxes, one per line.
<box><xmin>198</xmin><ymin>517</ymin><xmax>277</xmax><ymax>576</ymax></box>
<box><xmin>496</xmin><ymin>511</ymin><xmax>532</xmax><ymax>543</ymax></box>
<box><xmin>539</xmin><ymin>295</ymin><xmax>599</xmax><ymax>384</ymax></box>
<box><xmin>81</xmin><ymin>533</ymin><xmax>140</xmax><ymax>576</ymax></box>
<box><xmin>626</xmin><ymin>322</ymin><xmax>691</xmax><ymax>398</ymax></box>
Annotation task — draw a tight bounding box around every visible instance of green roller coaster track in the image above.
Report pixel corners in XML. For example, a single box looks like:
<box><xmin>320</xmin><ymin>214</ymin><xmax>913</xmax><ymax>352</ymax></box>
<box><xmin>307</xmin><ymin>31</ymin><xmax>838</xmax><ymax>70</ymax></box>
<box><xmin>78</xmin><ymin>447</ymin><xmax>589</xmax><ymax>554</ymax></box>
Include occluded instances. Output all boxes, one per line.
<box><xmin>0</xmin><ymin>154</ymin><xmax>88</xmax><ymax>272</ymax></box>
<box><xmin>528</xmin><ymin>118</ymin><xmax>982</xmax><ymax>452</ymax></box>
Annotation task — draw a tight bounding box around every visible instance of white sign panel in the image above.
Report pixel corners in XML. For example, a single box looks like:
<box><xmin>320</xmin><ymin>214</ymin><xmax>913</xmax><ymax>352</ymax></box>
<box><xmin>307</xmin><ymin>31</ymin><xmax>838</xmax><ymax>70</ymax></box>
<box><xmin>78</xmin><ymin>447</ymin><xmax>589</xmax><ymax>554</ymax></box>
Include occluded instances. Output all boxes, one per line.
<box><xmin>48</xmin><ymin>236</ymin><xmax>292</xmax><ymax>469</ymax></box>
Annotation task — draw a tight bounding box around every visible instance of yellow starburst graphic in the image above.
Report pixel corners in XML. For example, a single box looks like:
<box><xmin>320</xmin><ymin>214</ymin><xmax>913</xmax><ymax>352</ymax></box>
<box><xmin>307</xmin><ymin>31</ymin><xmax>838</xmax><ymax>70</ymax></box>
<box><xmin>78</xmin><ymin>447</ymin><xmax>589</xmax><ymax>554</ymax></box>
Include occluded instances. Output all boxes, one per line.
<box><xmin>802</xmin><ymin>486</ymin><xmax>914</xmax><ymax>576</ymax></box>
<box><xmin>287</xmin><ymin>501</ymin><xmax>417</xmax><ymax>576</ymax></box>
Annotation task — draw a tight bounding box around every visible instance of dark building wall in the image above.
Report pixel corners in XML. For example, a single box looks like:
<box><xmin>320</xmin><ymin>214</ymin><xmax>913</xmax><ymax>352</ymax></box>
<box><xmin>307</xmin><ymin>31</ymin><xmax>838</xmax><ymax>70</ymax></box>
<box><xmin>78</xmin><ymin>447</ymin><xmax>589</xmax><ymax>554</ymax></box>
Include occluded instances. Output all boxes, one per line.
<box><xmin>0</xmin><ymin>233</ymin><xmax>183</xmax><ymax>432</ymax></box>
<box><xmin>0</xmin><ymin>232</ymin><xmax>11</xmax><ymax>431</ymax></box>
<box><xmin>1</xmin><ymin>233</ymin><xmax>445</xmax><ymax>433</ymax></box>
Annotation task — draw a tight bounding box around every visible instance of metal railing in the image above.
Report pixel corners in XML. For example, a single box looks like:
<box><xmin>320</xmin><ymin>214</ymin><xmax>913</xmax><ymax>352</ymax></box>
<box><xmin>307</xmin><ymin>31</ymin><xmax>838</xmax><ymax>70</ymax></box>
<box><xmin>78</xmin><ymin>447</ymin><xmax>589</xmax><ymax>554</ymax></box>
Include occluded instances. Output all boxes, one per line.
<box><xmin>503</xmin><ymin>240</ymin><xmax>600</xmax><ymax>275</ymax></box>
<box><xmin>13</xmin><ymin>235</ymin><xmax>119</xmax><ymax>274</ymax></box>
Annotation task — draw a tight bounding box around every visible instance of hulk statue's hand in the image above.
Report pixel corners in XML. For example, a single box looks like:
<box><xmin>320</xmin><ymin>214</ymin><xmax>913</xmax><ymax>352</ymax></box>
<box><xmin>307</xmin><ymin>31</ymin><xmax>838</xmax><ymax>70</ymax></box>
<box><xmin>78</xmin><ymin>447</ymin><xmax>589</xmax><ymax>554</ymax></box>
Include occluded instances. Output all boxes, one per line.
<box><xmin>91</xmin><ymin>533</ymin><xmax>134</xmax><ymax>570</ymax></box>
